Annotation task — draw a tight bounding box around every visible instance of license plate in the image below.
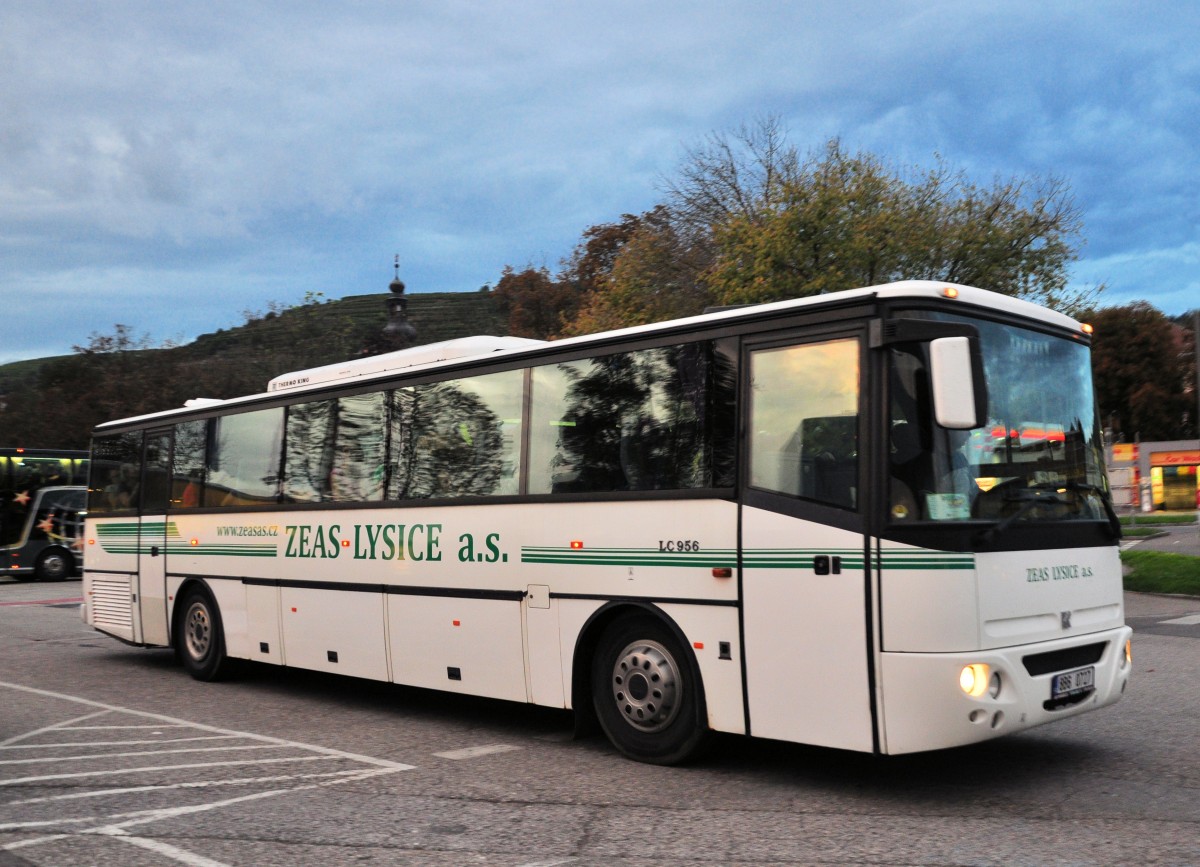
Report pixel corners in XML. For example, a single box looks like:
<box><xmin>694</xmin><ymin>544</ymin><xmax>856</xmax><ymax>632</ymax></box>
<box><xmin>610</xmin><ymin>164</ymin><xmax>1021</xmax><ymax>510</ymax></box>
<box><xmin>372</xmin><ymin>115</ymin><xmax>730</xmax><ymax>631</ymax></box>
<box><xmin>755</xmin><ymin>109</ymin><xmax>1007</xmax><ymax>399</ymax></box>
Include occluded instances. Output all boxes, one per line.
<box><xmin>1051</xmin><ymin>666</ymin><xmax>1094</xmax><ymax>699</ymax></box>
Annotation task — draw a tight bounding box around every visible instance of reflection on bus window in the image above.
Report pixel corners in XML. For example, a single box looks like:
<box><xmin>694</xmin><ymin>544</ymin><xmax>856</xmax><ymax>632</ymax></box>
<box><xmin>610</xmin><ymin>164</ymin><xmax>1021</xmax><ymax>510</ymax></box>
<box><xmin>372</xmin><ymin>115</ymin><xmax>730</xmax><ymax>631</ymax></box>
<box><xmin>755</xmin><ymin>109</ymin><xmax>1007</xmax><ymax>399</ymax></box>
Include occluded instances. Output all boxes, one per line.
<box><xmin>88</xmin><ymin>432</ymin><xmax>143</xmax><ymax>514</ymax></box>
<box><xmin>141</xmin><ymin>433</ymin><xmax>172</xmax><ymax>513</ymax></box>
<box><xmin>749</xmin><ymin>339</ymin><xmax>859</xmax><ymax>509</ymax></box>
<box><xmin>888</xmin><ymin>315</ymin><xmax>1108</xmax><ymax>525</ymax></box>
<box><xmin>390</xmin><ymin>370</ymin><xmax>522</xmax><ymax>499</ymax></box>
<box><xmin>285</xmin><ymin>393</ymin><xmax>388</xmax><ymax>503</ymax></box>
<box><xmin>528</xmin><ymin>343</ymin><xmax>733</xmax><ymax>495</ymax></box>
<box><xmin>208</xmin><ymin>409</ymin><xmax>284</xmax><ymax>506</ymax></box>
<box><xmin>173</xmin><ymin>420</ymin><xmax>207</xmax><ymax>509</ymax></box>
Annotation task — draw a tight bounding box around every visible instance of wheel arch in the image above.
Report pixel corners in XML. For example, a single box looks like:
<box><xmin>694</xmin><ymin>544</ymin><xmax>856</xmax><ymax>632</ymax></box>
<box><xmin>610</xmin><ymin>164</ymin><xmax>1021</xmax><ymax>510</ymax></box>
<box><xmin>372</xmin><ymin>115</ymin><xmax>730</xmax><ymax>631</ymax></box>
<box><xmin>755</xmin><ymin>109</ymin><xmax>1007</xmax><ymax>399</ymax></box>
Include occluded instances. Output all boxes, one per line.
<box><xmin>569</xmin><ymin>600</ymin><xmax>708</xmax><ymax>735</ymax></box>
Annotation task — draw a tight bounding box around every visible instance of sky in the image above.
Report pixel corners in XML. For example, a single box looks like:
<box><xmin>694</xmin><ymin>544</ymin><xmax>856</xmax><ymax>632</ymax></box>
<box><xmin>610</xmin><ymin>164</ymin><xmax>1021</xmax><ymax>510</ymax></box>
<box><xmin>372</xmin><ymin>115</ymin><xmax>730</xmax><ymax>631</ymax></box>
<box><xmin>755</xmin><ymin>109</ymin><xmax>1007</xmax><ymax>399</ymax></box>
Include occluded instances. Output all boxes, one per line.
<box><xmin>2</xmin><ymin>1</ymin><xmax>1197</xmax><ymax>364</ymax></box>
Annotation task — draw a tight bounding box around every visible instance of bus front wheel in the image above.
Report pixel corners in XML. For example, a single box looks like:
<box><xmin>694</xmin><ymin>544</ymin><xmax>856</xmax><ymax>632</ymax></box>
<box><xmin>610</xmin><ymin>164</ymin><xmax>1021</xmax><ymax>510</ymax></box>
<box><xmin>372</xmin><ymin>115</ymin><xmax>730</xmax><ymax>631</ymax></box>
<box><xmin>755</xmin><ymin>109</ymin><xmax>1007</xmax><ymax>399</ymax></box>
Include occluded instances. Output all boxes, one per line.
<box><xmin>591</xmin><ymin>615</ymin><xmax>710</xmax><ymax>765</ymax></box>
<box><xmin>176</xmin><ymin>586</ymin><xmax>229</xmax><ymax>682</ymax></box>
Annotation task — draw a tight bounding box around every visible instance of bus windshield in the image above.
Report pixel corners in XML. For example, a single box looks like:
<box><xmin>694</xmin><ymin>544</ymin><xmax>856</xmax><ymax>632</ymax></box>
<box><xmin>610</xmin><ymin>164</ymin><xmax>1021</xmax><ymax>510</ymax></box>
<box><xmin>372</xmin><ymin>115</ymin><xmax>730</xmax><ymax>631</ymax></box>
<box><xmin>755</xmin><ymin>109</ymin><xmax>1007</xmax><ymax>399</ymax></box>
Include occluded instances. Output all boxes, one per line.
<box><xmin>888</xmin><ymin>313</ymin><xmax>1108</xmax><ymax>527</ymax></box>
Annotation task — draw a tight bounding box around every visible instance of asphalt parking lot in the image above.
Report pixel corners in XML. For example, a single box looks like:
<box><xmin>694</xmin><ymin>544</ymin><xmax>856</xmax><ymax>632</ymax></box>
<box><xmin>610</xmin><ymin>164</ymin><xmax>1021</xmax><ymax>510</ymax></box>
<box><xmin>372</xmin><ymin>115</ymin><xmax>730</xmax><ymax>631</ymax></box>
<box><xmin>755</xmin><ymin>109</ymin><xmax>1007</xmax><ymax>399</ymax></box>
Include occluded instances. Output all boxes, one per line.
<box><xmin>1</xmin><ymin>579</ymin><xmax>1198</xmax><ymax>865</ymax></box>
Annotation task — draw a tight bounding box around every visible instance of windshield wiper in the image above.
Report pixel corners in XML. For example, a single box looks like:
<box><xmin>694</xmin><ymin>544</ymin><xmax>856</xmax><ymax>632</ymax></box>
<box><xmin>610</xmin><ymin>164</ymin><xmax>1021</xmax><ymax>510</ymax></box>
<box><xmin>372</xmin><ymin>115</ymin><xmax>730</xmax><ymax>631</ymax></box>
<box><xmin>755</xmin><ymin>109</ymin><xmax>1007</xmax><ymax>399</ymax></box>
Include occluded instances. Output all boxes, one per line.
<box><xmin>975</xmin><ymin>482</ymin><xmax>1121</xmax><ymax>545</ymax></box>
<box><xmin>1061</xmin><ymin>481</ymin><xmax>1122</xmax><ymax>540</ymax></box>
<box><xmin>975</xmin><ymin>488</ymin><xmax>1069</xmax><ymax>546</ymax></box>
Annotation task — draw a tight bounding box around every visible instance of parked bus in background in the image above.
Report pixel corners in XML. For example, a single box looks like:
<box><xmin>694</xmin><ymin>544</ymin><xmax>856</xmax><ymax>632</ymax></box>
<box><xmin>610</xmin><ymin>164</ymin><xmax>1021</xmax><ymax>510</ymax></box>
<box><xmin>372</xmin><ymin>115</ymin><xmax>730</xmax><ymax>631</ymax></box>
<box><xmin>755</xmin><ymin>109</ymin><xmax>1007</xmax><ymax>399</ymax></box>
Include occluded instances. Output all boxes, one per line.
<box><xmin>1</xmin><ymin>448</ymin><xmax>89</xmax><ymax>580</ymax></box>
<box><xmin>81</xmin><ymin>282</ymin><xmax>1131</xmax><ymax>764</ymax></box>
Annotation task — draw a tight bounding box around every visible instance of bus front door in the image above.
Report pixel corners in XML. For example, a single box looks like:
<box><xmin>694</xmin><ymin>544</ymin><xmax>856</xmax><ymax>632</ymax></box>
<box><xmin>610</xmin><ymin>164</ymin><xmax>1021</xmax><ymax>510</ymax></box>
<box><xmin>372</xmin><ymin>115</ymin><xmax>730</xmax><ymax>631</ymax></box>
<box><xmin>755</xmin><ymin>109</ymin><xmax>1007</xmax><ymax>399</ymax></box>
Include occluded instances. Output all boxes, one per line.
<box><xmin>138</xmin><ymin>430</ymin><xmax>172</xmax><ymax>646</ymax></box>
<box><xmin>739</xmin><ymin>335</ymin><xmax>875</xmax><ymax>752</ymax></box>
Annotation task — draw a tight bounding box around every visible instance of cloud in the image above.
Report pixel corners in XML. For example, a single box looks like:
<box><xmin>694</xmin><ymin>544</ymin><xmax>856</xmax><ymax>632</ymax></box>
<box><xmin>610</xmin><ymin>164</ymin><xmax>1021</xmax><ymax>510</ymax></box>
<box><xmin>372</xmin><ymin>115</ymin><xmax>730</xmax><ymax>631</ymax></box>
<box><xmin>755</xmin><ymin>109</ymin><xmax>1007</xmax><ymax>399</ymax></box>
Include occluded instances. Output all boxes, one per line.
<box><xmin>1</xmin><ymin>1</ymin><xmax>1197</xmax><ymax>367</ymax></box>
<box><xmin>1074</xmin><ymin>241</ymin><xmax>1200</xmax><ymax>313</ymax></box>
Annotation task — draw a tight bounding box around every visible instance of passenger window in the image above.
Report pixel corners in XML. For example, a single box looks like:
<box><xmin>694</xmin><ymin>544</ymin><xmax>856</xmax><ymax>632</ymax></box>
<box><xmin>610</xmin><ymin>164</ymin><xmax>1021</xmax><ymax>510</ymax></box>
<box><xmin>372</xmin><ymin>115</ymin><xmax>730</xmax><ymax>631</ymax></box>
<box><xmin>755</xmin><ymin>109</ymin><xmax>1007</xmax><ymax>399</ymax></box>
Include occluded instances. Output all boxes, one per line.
<box><xmin>88</xmin><ymin>432</ymin><xmax>143</xmax><ymax>514</ymax></box>
<box><xmin>528</xmin><ymin>343</ymin><xmax>733</xmax><ymax>494</ymax></box>
<box><xmin>285</xmin><ymin>392</ymin><xmax>388</xmax><ymax>503</ymax></box>
<box><xmin>141</xmin><ymin>432</ymin><xmax>173</xmax><ymax>513</ymax></box>
<box><xmin>331</xmin><ymin>392</ymin><xmax>387</xmax><ymax>502</ymax></box>
<box><xmin>172</xmin><ymin>420</ymin><xmax>208</xmax><ymax>509</ymax></box>
<box><xmin>284</xmin><ymin>399</ymin><xmax>337</xmax><ymax>503</ymax></box>
<box><xmin>208</xmin><ymin>408</ymin><xmax>284</xmax><ymax>506</ymax></box>
<box><xmin>388</xmin><ymin>370</ymin><xmax>523</xmax><ymax>499</ymax></box>
<box><xmin>749</xmin><ymin>339</ymin><xmax>859</xmax><ymax>509</ymax></box>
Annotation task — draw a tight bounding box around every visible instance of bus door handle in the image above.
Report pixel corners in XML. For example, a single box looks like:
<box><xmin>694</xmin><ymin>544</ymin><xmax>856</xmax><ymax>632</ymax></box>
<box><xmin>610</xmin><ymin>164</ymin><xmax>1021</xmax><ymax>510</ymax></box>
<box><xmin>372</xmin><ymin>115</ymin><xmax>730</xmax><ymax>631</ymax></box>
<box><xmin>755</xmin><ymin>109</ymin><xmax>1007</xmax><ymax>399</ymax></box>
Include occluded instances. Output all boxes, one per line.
<box><xmin>813</xmin><ymin>555</ymin><xmax>841</xmax><ymax>575</ymax></box>
<box><xmin>150</xmin><ymin>546</ymin><xmax>160</xmax><ymax>557</ymax></box>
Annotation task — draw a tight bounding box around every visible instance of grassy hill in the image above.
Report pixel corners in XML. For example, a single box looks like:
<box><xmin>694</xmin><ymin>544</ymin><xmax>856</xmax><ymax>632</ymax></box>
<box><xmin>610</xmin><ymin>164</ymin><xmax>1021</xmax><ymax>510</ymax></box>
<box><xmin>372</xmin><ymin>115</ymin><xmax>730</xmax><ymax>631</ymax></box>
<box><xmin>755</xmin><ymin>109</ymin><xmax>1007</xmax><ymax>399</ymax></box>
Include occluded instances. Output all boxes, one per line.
<box><xmin>1</xmin><ymin>289</ymin><xmax>507</xmax><ymax>388</ymax></box>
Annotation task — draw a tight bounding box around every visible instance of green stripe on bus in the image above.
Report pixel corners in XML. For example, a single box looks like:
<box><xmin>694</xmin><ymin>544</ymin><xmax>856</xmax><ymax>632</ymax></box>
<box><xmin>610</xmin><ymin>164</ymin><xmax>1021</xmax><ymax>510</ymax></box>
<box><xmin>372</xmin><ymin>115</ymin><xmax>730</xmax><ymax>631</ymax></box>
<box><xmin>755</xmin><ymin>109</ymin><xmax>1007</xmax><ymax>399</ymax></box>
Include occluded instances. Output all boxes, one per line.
<box><xmin>96</xmin><ymin>522</ymin><xmax>182</xmax><ymax>538</ymax></box>
<box><xmin>97</xmin><ymin>544</ymin><xmax>277</xmax><ymax>557</ymax></box>
<box><xmin>520</xmin><ymin>546</ymin><xmax>971</xmax><ymax>570</ymax></box>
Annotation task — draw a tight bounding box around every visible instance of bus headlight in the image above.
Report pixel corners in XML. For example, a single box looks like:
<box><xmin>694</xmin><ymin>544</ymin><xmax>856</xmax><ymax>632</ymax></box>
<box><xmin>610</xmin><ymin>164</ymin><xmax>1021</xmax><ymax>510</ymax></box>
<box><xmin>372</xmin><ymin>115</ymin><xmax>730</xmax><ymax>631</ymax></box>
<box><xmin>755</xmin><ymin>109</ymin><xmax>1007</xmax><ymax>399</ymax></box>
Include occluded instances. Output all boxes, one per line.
<box><xmin>959</xmin><ymin>663</ymin><xmax>991</xmax><ymax>698</ymax></box>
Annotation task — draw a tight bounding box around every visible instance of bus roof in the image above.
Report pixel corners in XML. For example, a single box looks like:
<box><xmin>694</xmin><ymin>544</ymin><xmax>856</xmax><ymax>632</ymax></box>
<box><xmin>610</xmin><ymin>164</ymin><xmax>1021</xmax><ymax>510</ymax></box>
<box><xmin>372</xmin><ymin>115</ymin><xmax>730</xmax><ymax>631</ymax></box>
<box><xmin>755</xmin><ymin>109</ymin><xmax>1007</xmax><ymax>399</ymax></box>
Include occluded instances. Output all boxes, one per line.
<box><xmin>94</xmin><ymin>281</ymin><xmax>1086</xmax><ymax>431</ymax></box>
<box><xmin>265</xmin><ymin>335</ymin><xmax>546</xmax><ymax>394</ymax></box>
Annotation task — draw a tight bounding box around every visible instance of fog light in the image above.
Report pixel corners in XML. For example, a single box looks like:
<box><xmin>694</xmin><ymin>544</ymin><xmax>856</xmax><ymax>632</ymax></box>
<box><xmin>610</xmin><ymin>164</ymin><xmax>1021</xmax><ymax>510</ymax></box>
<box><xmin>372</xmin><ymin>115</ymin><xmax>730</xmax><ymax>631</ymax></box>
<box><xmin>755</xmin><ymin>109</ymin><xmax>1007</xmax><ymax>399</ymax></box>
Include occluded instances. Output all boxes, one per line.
<box><xmin>959</xmin><ymin>663</ymin><xmax>990</xmax><ymax>697</ymax></box>
<box><xmin>1123</xmin><ymin>639</ymin><xmax>1132</xmax><ymax>669</ymax></box>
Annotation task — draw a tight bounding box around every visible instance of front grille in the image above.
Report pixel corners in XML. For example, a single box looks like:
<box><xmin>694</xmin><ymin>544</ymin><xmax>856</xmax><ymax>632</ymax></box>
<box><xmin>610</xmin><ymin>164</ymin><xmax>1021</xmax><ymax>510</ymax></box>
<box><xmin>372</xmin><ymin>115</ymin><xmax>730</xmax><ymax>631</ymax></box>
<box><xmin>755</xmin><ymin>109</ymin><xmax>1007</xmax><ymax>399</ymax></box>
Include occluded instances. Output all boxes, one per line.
<box><xmin>90</xmin><ymin>576</ymin><xmax>133</xmax><ymax>632</ymax></box>
<box><xmin>1022</xmin><ymin>641</ymin><xmax>1106</xmax><ymax>677</ymax></box>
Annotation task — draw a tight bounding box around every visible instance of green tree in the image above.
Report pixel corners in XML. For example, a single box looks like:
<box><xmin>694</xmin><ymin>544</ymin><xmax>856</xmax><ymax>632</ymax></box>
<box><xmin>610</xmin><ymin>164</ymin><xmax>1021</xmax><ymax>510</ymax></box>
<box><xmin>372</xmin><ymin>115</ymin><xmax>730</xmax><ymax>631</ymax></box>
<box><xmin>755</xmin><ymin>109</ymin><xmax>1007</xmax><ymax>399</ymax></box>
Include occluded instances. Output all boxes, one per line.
<box><xmin>549</xmin><ymin>118</ymin><xmax>1098</xmax><ymax>334</ymax></box>
<box><xmin>562</xmin><ymin>214</ymin><xmax>648</xmax><ymax>293</ymax></box>
<box><xmin>492</xmin><ymin>266</ymin><xmax>580</xmax><ymax>339</ymax></box>
<box><xmin>1090</xmin><ymin>302</ymin><xmax>1192</xmax><ymax>441</ymax></box>
<box><xmin>0</xmin><ymin>326</ymin><xmax>176</xmax><ymax>448</ymax></box>
<box><xmin>566</xmin><ymin>207</ymin><xmax>712</xmax><ymax>336</ymax></box>
<box><xmin>704</xmin><ymin>138</ymin><xmax>1093</xmax><ymax>312</ymax></box>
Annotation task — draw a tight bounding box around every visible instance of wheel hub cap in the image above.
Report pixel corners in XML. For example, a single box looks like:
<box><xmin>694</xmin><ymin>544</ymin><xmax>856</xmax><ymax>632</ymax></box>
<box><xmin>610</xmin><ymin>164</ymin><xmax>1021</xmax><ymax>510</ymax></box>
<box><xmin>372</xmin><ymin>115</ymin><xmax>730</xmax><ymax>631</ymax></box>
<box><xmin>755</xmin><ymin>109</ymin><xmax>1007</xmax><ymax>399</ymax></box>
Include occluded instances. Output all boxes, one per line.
<box><xmin>185</xmin><ymin>603</ymin><xmax>211</xmax><ymax>659</ymax></box>
<box><xmin>610</xmin><ymin>639</ymin><xmax>681</xmax><ymax>732</ymax></box>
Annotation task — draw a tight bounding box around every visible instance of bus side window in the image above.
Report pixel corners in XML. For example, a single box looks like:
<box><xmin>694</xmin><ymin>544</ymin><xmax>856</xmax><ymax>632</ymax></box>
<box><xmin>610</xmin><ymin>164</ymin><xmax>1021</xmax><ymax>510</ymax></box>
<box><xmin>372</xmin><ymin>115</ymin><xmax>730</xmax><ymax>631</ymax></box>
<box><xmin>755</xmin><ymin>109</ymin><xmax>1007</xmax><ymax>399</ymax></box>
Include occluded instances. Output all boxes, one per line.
<box><xmin>391</xmin><ymin>372</ymin><xmax>522</xmax><ymax>499</ymax></box>
<box><xmin>284</xmin><ymin>399</ymin><xmax>336</xmax><ymax>503</ymax></box>
<box><xmin>141</xmin><ymin>433</ymin><xmax>172</xmax><ymax>513</ymax></box>
<box><xmin>528</xmin><ymin>342</ymin><xmax>727</xmax><ymax>495</ymax></box>
<box><xmin>88</xmin><ymin>432</ymin><xmax>143</xmax><ymax>515</ymax></box>
<box><xmin>749</xmin><ymin>339</ymin><xmax>860</xmax><ymax>510</ymax></box>
<box><xmin>173</xmin><ymin>420</ymin><xmax>207</xmax><ymax>509</ymax></box>
<box><xmin>331</xmin><ymin>391</ymin><xmax>387</xmax><ymax>502</ymax></box>
<box><xmin>208</xmin><ymin>408</ymin><xmax>284</xmax><ymax>506</ymax></box>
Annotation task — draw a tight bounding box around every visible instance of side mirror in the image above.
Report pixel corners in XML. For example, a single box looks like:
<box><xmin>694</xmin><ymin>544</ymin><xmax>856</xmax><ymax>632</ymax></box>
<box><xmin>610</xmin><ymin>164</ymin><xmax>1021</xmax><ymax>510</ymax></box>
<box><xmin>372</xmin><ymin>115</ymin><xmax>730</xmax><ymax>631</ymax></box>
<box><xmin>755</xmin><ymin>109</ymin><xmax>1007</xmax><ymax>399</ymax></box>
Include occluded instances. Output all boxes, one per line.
<box><xmin>929</xmin><ymin>336</ymin><xmax>988</xmax><ymax>429</ymax></box>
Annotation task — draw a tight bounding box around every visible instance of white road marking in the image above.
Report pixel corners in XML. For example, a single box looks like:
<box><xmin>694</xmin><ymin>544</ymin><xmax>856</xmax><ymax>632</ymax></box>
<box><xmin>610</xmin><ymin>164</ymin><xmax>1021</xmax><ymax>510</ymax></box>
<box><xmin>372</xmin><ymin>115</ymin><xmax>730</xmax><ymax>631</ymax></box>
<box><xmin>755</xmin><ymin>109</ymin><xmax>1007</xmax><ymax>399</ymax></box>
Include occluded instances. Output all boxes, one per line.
<box><xmin>79</xmin><ymin>768</ymin><xmax>399</xmax><ymax>846</ymax></box>
<box><xmin>0</xmin><ymin>681</ymin><xmax>414</xmax><ymax>769</ymax></box>
<box><xmin>0</xmin><ymin>754</ymin><xmax>338</xmax><ymax>786</ymax></box>
<box><xmin>0</xmin><ymin>742</ymin><xmax>294</xmax><ymax>766</ymax></box>
<box><xmin>0</xmin><ymin>680</ymin><xmax>417</xmax><ymax>866</ymax></box>
<box><xmin>1</xmin><ymin>815</ymin><xmax>99</xmax><ymax>830</ymax></box>
<box><xmin>57</xmin><ymin>724</ymin><xmax>192</xmax><ymax>730</ymax></box>
<box><xmin>2</xmin><ymin>734</ymin><xmax>242</xmax><ymax>750</ymax></box>
<box><xmin>4</xmin><ymin>769</ymin><xmax>369</xmax><ymax>806</ymax></box>
<box><xmin>3</xmin><ymin>834</ymin><xmax>70</xmax><ymax>851</ymax></box>
<box><xmin>0</xmin><ymin>709</ymin><xmax>111</xmax><ymax>747</ymax></box>
<box><xmin>99</xmin><ymin>832</ymin><xmax>234</xmax><ymax>867</ymax></box>
<box><xmin>1160</xmin><ymin>614</ymin><xmax>1200</xmax><ymax>625</ymax></box>
<box><xmin>2</xmin><ymin>768</ymin><xmax>396</xmax><ymax>832</ymax></box>
<box><xmin>434</xmin><ymin>743</ymin><xmax>523</xmax><ymax>760</ymax></box>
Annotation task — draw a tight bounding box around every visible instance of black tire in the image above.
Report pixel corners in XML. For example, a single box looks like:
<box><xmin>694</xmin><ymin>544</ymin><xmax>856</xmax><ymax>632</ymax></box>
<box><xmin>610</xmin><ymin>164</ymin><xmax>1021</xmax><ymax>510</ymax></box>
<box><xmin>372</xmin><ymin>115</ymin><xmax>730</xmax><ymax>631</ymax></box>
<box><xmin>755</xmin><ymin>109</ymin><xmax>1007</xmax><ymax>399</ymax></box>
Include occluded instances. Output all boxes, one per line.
<box><xmin>591</xmin><ymin>614</ymin><xmax>710</xmax><ymax>765</ymax></box>
<box><xmin>176</xmin><ymin>586</ymin><xmax>229</xmax><ymax>681</ymax></box>
<box><xmin>34</xmin><ymin>548</ymin><xmax>72</xmax><ymax>582</ymax></box>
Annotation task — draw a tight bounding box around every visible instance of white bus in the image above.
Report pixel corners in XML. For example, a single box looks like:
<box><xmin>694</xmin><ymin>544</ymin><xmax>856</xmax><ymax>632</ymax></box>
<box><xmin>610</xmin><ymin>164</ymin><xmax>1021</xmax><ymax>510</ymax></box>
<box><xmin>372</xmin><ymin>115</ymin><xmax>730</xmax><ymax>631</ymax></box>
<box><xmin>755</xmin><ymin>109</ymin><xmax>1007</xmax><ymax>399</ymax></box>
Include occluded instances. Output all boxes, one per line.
<box><xmin>82</xmin><ymin>281</ymin><xmax>1132</xmax><ymax>764</ymax></box>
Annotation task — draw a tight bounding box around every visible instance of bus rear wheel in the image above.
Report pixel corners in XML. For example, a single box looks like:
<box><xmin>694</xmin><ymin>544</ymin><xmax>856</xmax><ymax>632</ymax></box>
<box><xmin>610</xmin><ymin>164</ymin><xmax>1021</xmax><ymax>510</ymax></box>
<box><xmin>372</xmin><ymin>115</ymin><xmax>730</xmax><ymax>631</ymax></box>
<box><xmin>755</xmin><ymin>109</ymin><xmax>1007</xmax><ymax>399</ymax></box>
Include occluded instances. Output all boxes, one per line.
<box><xmin>34</xmin><ymin>549</ymin><xmax>72</xmax><ymax>582</ymax></box>
<box><xmin>591</xmin><ymin>615</ymin><xmax>710</xmax><ymax>765</ymax></box>
<box><xmin>176</xmin><ymin>586</ymin><xmax>229</xmax><ymax>682</ymax></box>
